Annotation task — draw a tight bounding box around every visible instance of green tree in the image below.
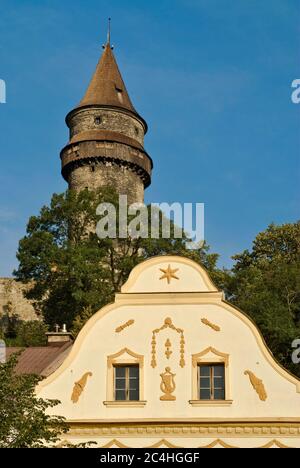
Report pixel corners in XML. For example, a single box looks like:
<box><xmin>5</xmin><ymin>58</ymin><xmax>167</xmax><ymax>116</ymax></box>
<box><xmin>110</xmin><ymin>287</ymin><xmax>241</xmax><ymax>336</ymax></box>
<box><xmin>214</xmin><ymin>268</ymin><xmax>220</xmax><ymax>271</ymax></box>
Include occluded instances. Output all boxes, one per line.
<box><xmin>226</xmin><ymin>222</ymin><xmax>300</xmax><ymax>377</ymax></box>
<box><xmin>15</xmin><ymin>188</ymin><xmax>220</xmax><ymax>331</ymax></box>
<box><xmin>6</xmin><ymin>321</ymin><xmax>48</xmax><ymax>347</ymax></box>
<box><xmin>0</xmin><ymin>301</ymin><xmax>19</xmax><ymax>340</ymax></box>
<box><xmin>0</xmin><ymin>352</ymin><xmax>68</xmax><ymax>448</ymax></box>
<box><xmin>71</xmin><ymin>306</ymin><xmax>94</xmax><ymax>338</ymax></box>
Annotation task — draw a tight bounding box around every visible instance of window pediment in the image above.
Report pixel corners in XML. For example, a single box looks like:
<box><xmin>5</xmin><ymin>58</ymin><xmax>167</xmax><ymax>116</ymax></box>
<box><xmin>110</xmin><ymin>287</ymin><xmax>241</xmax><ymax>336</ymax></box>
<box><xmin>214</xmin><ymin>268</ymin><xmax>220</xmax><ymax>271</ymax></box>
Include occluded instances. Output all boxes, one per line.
<box><xmin>192</xmin><ymin>347</ymin><xmax>229</xmax><ymax>368</ymax></box>
<box><xmin>107</xmin><ymin>348</ymin><xmax>144</xmax><ymax>368</ymax></box>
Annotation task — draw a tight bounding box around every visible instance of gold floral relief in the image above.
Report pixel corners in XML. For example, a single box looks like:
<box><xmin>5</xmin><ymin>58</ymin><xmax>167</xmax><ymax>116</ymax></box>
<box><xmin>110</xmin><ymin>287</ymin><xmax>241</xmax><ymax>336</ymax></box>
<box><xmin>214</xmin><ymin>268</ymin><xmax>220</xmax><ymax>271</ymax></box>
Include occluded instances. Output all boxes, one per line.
<box><xmin>244</xmin><ymin>370</ymin><xmax>267</xmax><ymax>401</ymax></box>
<box><xmin>115</xmin><ymin>319</ymin><xmax>135</xmax><ymax>333</ymax></box>
<box><xmin>151</xmin><ymin>317</ymin><xmax>185</xmax><ymax>368</ymax></box>
<box><xmin>165</xmin><ymin>339</ymin><xmax>172</xmax><ymax>359</ymax></box>
<box><xmin>201</xmin><ymin>318</ymin><xmax>221</xmax><ymax>332</ymax></box>
<box><xmin>71</xmin><ymin>372</ymin><xmax>92</xmax><ymax>403</ymax></box>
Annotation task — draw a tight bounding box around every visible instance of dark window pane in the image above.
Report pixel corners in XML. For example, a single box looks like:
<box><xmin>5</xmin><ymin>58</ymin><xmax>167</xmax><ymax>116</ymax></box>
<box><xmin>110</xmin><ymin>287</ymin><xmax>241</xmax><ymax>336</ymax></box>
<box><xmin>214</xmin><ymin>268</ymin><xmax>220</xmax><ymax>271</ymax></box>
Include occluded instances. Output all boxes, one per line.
<box><xmin>198</xmin><ymin>364</ymin><xmax>226</xmax><ymax>401</ymax></box>
<box><xmin>129</xmin><ymin>389</ymin><xmax>139</xmax><ymax>401</ymax></box>
<box><xmin>214</xmin><ymin>388</ymin><xmax>225</xmax><ymax>400</ymax></box>
<box><xmin>214</xmin><ymin>377</ymin><xmax>224</xmax><ymax>389</ymax></box>
<box><xmin>200</xmin><ymin>366</ymin><xmax>210</xmax><ymax>377</ymax></box>
<box><xmin>115</xmin><ymin>379</ymin><xmax>126</xmax><ymax>390</ymax></box>
<box><xmin>200</xmin><ymin>377</ymin><xmax>211</xmax><ymax>388</ymax></box>
<box><xmin>115</xmin><ymin>367</ymin><xmax>126</xmax><ymax>378</ymax></box>
<box><xmin>214</xmin><ymin>365</ymin><xmax>225</xmax><ymax>377</ymax></box>
<box><xmin>115</xmin><ymin>390</ymin><xmax>126</xmax><ymax>401</ymax></box>
<box><xmin>200</xmin><ymin>388</ymin><xmax>211</xmax><ymax>400</ymax></box>
<box><xmin>129</xmin><ymin>380</ymin><xmax>139</xmax><ymax>391</ymax></box>
<box><xmin>129</xmin><ymin>366</ymin><xmax>139</xmax><ymax>378</ymax></box>
<box><xmin>129</xmin><ymin>370</ymin><xmax>139</xmax><ymax>394</ymax></box>
<box><xmin>114</xmin><ymin>365</ymin><xmax>140</xmax><ymax>401</ymax></box>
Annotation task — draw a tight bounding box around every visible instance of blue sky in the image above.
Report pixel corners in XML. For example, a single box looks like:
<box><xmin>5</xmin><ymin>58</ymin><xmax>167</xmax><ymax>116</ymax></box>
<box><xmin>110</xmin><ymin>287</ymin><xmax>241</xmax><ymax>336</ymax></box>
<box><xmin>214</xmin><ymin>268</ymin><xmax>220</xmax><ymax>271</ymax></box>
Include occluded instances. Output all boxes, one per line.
<box><xmin>0</xmin><ymin>0</ymin><xmax>299</xmax><ymax>276</ymax></box>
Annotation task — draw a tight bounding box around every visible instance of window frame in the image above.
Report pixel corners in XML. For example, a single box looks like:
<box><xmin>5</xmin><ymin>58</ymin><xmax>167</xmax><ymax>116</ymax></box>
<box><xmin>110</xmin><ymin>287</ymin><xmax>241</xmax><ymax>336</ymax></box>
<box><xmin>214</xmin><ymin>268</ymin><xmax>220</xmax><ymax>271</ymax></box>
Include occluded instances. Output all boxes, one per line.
<box><xmin>104</xmin><ymin>348</ymin><xmax>146</xmax><ymax>407</ymax></box>
<box><xmin>190</xmin><ymin>347</ymin><xmax>232</xmax><ymax>406</ymax></box>
<box><xmin>198</xmin><ymin>363</ymin><xmax>225</xmax><ymax>401</ymax></box>
<box><xmin>113</xmin><ymin>364</ymin><xmax>140</xmax><ymax>402</ymax></box>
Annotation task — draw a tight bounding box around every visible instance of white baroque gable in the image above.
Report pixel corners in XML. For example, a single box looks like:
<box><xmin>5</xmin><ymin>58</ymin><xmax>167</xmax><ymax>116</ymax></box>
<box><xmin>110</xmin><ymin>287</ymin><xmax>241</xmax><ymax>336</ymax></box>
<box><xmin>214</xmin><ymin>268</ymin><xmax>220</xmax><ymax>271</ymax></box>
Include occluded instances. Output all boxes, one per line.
<box><xmin>37</xmin><ymin>255</ymin><xmax>300</xmax><ymax>448</ymax></box>
<box><xmin>121</xmin><ymin>256</ymin><xmax>218</xmax><ymax>293</ymax></box>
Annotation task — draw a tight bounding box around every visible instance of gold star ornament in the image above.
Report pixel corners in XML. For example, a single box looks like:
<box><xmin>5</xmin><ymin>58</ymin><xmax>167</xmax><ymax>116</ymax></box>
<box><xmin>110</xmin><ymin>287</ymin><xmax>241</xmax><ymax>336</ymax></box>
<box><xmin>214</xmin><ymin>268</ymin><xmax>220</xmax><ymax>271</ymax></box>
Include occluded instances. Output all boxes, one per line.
<box><xmin>159</xmin><ymin>265</ymin><xmax>179</xmax><ymax>284</ymax></box>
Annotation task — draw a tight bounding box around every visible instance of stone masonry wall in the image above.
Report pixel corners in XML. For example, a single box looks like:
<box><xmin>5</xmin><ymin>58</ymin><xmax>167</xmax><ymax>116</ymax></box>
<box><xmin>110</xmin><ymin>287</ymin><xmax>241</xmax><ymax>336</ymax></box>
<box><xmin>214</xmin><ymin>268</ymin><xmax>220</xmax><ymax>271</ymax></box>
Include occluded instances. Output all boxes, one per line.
<box><xmin>68</xmin><ymin>161</ymin><xmax>145</xmax><ymax>205</ymax></box>
<box><xmin>68</xmin><ymin>108</ymin><xmax>145</xmax><ymax>145</ymax></box>
<box><xmin>64</xmin><ymin>106</ymin><xmax>149</xmax><ymax>209</ymax></box>
<box><xmin>0</xmin><ymin>278</ymin><xmax>38</xmax><ymax>322</ymax></box>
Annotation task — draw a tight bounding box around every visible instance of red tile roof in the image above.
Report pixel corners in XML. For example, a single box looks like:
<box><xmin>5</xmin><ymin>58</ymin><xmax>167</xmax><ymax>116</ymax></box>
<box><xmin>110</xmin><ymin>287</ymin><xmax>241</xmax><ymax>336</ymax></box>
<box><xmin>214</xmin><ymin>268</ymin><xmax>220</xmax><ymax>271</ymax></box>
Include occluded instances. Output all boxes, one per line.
<box><xmin>6</xmin><ymin>342</ymin><xmax>72</xmax><ymax>376</ymax></box>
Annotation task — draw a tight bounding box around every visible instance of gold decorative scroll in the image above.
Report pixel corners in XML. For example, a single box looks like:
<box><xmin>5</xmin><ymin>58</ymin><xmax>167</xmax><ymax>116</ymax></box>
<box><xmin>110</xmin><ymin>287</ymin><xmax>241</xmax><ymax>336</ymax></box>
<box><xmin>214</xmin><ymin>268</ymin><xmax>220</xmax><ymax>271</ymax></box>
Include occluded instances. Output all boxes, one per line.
<box><xmin>259</xmin><ymin>440</ymin><xmax>290</xmax><ymax>449</ymax></box>
<box><xmin>147</xmin><ymin>439</ymin><xmax>180</xmax><ymax>449</ymax></box>
<box><xmin>201</xmin><ymin>318</ymin><xmax>221</xmax><ymax>332</ymax></box>
<box><xmin>165</xmin><ymin>339</ymin><xmax>172</xmax><ymax>359</ymax></box>
<box><xmin>71</xmin><ymin>372</ymin><xmax>92</xmax><ymax>403</ymax></box>
<box><xmin>151</xmin><ymin>317</ymin><xmax>185</xmax><ymax>368</ymax></box>
<box><xmin>101</xmin><ymin>439</ymin><xmax>129</xmax><ymax>448</ymax></box>
<box><xmin>115</xmin><ymin>319</ymin><xmax>135</xmax><ymax>333</ymax></box>
<box><xmin>201</xmin><ymin>439</ymin><xmax>236</xmax><ymax>449</ymax></box>
<box><xmin>244</xmin><ymin>370</ymin><xmax>267</xmax><ymax>401</ymax></box>
<box><xmin>160</xmin><ymin>367</ymin><xmax>176</xmax><ymax>401</ymax></box>
<box><xmin>99</xmin><ymin>438</ymin><xmax>293</xmax><ymax>449</ymax></box>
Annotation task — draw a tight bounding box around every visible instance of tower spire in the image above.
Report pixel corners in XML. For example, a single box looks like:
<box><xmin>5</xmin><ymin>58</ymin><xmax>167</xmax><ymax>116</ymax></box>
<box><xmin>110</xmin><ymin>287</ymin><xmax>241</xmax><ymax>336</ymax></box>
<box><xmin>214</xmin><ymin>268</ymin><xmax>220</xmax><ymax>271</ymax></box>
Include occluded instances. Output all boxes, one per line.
<box><xmin>107</xmin><ymin>17</ymin><xmax>111</xmax><ymax>46</ymax></box>
<box><xmin>103</xmin><ymin>18</ymin><xmax>113</xmax><ymax>49</ymax></box>
<box><xmin>107</xmin><ymin>18</ymin><xmax>111</xmax><ymax>46</ymax></box>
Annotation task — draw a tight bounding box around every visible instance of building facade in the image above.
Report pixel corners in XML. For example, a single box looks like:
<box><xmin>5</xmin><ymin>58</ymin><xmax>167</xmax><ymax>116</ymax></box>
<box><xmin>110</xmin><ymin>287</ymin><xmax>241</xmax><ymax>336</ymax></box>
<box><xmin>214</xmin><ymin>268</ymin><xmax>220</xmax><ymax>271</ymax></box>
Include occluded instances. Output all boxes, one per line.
<box><xmin>37</xmin><ymin>256</ymin><xmax>300</xmax><ymax>448</ymax></box>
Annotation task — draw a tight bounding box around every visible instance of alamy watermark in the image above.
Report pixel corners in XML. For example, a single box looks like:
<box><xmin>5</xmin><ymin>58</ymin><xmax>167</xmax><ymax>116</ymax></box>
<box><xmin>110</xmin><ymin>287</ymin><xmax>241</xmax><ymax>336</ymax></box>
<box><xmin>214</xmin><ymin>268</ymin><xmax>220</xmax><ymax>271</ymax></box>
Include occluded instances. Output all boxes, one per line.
<box><xmin>0</xmin><ymin>79</ymin><xmax>6</xmax><ymax>104</ymax></box>
<box><xmin>96</xmin><ymin>195</ymin><xmax>205</xmax><ymax>249</ymax></box>
<box><xmin>0</xmin><ymin>340</ymin><xmax>6</xmax><ymax>364</ymax></box>
<box><xmin>291</xmin><ymin>79</ymin><xmax>300</xmax><ymax>104</ymax></box>
<box><xmin>292</xmin><ymin>339</ymin><xmax>300</xmax><ymax>365</ymax></box>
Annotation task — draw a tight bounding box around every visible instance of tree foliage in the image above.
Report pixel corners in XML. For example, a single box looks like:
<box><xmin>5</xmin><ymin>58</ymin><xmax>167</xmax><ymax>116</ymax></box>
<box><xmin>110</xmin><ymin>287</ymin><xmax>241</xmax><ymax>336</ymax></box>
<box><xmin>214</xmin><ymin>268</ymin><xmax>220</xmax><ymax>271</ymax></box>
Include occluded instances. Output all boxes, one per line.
<box><xmin>15</xmin><ymin>188</ymin><xmax>219</xmax><ymax>331</ymax></box>
<box><xmin>0</xmin><ymin>353</ymin><xmax>68</xmax><ymax>448</ymax></box>
<box><xmin>7</xmin><ymin>321</ymin><xmax>48</xmax><ymax>347</ymax></box>
<box><xmin>225</xmin><ymin>222</ymin><xmax>300</xmax><ymax>377</ymax></box>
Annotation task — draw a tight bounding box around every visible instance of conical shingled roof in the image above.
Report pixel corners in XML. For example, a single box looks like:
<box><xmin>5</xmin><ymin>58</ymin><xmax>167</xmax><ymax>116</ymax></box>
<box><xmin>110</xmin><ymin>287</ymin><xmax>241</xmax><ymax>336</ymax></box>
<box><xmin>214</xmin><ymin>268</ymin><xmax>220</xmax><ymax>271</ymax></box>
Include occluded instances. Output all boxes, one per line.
<box><xmin>77</xmin><ymin>44</ymin><xmax>137</xmax><ymax>114</ymax></box>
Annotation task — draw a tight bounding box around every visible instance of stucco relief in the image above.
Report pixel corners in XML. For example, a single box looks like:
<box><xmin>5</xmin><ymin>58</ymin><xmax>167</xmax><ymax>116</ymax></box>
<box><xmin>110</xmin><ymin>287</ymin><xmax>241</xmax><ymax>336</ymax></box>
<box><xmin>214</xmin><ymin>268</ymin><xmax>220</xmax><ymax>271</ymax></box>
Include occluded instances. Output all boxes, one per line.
<box><xmin>151</xmin><ymin>317</ymin><xmax>185</xmax><ymax>368</ymax></box>
<box><xmin>244</xmin><ymin>370</ymin><xmax>268</xmax><ymax>402</ymax></box>
<box><xmin>71</xmin><ymin>372</ymin><xmax>93</xmax><ymax>403</ymax></box>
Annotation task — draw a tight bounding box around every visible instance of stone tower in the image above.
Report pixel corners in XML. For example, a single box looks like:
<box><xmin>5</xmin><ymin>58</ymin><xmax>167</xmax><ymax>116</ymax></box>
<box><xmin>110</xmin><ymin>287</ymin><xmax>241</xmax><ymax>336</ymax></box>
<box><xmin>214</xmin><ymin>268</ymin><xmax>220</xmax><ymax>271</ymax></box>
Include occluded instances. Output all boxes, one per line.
<box><xmin>60</xmin><ymin>33</ymin><xmax>152</xmax><ymax>204</ymax></box>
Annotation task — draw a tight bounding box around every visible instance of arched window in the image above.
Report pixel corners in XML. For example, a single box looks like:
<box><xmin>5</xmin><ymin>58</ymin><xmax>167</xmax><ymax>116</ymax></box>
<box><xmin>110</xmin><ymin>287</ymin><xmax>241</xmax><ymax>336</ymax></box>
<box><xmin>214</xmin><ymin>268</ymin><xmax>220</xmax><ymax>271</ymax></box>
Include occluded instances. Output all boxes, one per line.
<box><xmin>190</xmin><ymin>347</ymin><xmax>233</xmax><ymax>406</ymax></box>
<box><xmin>104</xmin><ymin>348</ymin><xmax>146</xmax><ymax>407</ymax></box>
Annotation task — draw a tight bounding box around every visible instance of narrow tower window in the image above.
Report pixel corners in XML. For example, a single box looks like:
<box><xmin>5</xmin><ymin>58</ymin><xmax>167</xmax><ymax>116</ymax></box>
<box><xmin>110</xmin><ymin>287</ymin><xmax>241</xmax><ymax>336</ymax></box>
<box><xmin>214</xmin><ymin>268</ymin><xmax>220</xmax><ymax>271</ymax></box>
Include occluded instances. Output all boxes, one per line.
<box><xmin>94</xmin><ymin>116</ymin><xmax>102</xmax><ymax>125</ymax></box>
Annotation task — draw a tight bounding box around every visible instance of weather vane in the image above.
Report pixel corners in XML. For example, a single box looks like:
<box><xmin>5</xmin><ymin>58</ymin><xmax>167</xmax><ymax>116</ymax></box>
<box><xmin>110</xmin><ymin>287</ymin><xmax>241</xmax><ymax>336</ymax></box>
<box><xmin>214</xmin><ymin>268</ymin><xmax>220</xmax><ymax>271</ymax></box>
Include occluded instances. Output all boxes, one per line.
<box><xmin>103</xmin><ymin>17</ymin><xmax>114</xmax><ymax>49</ymax></box>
